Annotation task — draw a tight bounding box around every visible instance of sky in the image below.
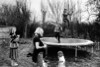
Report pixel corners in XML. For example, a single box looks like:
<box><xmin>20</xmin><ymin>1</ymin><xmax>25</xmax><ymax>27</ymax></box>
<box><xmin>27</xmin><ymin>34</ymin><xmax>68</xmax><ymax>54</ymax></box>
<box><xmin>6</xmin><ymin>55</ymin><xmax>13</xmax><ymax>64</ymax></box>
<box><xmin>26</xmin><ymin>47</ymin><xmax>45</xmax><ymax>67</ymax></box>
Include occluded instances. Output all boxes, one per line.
<box><xmin>27</xmin><ymin>0</ymin><xmax>97</xmax><ymax>23</ymax></box>
<box><xmin>0</xmin><ymin>0</ymin><xmax>16</xmax><ymax>5</ymax></box>
<box><xmin>0</xmin><ymin>0</ymin><xmax>97</xmax><ymax>23</ymax></box>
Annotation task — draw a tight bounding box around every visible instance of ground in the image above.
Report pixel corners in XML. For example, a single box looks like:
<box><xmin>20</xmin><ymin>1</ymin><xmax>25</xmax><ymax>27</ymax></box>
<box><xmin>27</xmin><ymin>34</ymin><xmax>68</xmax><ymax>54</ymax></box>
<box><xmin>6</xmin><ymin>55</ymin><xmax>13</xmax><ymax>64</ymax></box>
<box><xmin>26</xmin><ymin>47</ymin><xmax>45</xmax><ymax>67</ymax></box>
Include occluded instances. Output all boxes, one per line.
<box><xmin>0</xmin><ymin>38</ymin><xmax>100</xmax><ymax>67</ymax></box>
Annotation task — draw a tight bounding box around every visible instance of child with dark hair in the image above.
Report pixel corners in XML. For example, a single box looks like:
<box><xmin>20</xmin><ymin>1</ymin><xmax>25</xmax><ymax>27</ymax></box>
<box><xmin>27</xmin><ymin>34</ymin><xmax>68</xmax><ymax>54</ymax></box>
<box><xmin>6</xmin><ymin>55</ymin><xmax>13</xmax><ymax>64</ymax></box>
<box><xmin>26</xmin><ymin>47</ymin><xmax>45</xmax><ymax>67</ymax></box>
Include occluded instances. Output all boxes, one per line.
<box><xmin>54</xmin><ymin>24</ymin><xmax>62</xmax><ymax>43</ymax></box>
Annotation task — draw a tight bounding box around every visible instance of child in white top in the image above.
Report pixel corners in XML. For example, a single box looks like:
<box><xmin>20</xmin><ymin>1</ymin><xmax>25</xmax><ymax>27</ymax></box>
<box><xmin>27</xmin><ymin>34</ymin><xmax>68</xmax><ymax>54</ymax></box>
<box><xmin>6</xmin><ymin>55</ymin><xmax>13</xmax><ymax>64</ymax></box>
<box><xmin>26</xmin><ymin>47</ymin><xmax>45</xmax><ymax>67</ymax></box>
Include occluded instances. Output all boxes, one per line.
<box><xmin>57</xmin><ymin>51</ymin><xmax>66</xmax><ymax>67</ymax></box>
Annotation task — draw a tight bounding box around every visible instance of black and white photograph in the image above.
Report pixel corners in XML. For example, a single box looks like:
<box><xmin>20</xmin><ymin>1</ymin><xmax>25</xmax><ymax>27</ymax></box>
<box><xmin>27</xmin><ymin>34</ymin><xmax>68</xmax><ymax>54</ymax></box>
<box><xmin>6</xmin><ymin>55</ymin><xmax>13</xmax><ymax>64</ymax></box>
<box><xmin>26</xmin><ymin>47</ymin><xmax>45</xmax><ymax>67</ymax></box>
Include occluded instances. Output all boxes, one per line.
<box><xmin>0</xmin><ymin>0</ymin><xmax>100</xmax><ymax>67</ymax></box>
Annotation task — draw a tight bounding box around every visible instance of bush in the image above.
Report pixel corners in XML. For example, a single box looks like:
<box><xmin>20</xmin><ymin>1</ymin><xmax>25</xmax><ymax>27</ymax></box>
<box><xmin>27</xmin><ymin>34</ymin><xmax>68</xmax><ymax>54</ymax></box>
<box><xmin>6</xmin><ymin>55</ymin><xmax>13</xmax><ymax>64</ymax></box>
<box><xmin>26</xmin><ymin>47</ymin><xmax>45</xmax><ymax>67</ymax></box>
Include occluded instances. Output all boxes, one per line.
<box><xmin>43</xmin><ymin>23</ymin><xmax>55</xmax><ymax>37</ymax></box>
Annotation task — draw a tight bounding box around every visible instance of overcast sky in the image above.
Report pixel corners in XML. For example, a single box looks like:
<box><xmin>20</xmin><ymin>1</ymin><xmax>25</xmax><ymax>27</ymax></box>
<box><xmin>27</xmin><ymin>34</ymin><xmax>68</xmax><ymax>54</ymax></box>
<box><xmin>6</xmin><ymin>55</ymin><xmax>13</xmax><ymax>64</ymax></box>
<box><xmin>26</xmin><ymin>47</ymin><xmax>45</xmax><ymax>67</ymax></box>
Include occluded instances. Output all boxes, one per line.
<box><xmin>27</xmin><ymin>0</ymin><xmax>87</xmax><ymax>22</ymax></box>
<box><xmin>0</xmin><ymin>0</ymin><xmax>97</xmax><ymax>23</ymax></box>
<box><xmin>27</xmin><ymin>0</ymin><xmax>97</xmax><ymax>23</ymax></box>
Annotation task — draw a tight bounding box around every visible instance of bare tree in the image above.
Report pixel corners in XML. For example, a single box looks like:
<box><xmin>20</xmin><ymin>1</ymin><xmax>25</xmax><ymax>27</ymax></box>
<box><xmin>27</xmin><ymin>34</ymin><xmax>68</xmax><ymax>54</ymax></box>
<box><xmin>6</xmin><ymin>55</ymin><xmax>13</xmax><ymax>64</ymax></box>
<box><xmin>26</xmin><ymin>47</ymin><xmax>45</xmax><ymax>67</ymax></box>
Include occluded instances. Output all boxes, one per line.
<box><xmin>1</xmin><ymin>4</ymin><xmax>13</xmax><ymax>26</ymax></box>
<box><xmin>86</xmin><ymin>0</ymin><xmax>99</xmax><ymax>23</ymax></box>
<box><xmin>63</xmin><ymin>0</ymin><xmax>79</xmax><ymax>29</ymax></box>
<box><xmin>0</xmin><ymin>1</ymin><xmax>30</xmax><ymax>38</ymax></box>
<box><xmin>63</xmin><ymin>0</ymin><xmax>84</xmax><ymax>37</ymax></box>
<box><xmin>48</xmin><ymin>0</ymin><xmax>64</xmax><ymax>24</ymax></box>
<box><xmin>16</xmin><ymin>1</ymin><xmax>30</xmax><ymax>38</ymax></box>
<box><xmin>41</xmin><ymin>0</ymin><xmax>47</xmax><ymax>25</ymax></box>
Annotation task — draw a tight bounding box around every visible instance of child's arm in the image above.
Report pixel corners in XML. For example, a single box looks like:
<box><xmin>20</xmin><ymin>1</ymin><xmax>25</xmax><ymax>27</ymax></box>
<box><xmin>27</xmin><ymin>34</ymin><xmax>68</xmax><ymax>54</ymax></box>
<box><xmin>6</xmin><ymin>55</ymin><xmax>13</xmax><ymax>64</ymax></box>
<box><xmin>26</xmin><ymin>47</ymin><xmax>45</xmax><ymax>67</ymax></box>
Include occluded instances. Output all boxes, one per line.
<box><xmin>35</xmin><ymin>42</ymin><xmax>44</xmax><ymax>49</ymax></box>
<box><xmin>58</xmin><ymin>61</ymin><xmax>64</xmax><ymax>63</ymax></box>
<box><xmin>14</xmin><ymin>35</ymin><xmax>20</xmax><ymax>42</ymax></box>
<box><xmin>42</xmin><ymin>43</ymin><xmax>47</xmax><ymax>48</ymax></box>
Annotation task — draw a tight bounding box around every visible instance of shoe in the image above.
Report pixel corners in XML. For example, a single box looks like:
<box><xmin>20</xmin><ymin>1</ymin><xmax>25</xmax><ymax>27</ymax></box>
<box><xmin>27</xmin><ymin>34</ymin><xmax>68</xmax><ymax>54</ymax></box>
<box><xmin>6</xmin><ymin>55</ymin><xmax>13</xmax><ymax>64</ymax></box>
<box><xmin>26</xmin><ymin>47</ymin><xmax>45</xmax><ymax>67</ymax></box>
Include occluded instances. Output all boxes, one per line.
<box><xmin>11</xmin><ymin>60</ymin><xmax>15</xmax><ymax>66</ymax></box>
<box><xmin>44</xmin><ymin>59</ymin><xmax>49</xmax><ymax>63</ymax></box>
<box><xmin>14</xmin><ymin>62</ymin><xmax>18</xmax><ymax>66</ymax></box>
<box><xmin>27</xmin><ymin>53</ymin><xmax>33</xmax><ymax>57</ymax></box>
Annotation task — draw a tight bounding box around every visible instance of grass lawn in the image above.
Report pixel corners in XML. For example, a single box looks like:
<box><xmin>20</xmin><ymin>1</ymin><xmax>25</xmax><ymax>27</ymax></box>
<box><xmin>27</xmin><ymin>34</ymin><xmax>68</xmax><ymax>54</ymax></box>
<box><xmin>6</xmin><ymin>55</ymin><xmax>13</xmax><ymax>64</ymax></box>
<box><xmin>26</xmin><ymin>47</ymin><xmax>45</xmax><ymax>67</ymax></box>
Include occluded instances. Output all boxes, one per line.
<box><xmin>0</xmin><ymin>38</ymin><xmax>100</xmax><ymax>67</ymax></box>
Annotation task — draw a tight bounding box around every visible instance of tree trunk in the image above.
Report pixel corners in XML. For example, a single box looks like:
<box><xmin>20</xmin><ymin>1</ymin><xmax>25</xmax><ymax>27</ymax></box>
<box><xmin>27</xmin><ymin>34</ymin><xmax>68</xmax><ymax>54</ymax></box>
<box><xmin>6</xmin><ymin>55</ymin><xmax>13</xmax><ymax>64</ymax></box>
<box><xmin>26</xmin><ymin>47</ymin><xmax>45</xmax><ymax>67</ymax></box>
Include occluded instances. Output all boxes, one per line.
<box><xmin>24</xmin><ymin>23</ymin><xmax>27</xmax><ymax>38</ymax></box>
<box><xmin>42</xmin><ymin>11</ymin><xmax>46</xmax><ymax>24</ymax></box>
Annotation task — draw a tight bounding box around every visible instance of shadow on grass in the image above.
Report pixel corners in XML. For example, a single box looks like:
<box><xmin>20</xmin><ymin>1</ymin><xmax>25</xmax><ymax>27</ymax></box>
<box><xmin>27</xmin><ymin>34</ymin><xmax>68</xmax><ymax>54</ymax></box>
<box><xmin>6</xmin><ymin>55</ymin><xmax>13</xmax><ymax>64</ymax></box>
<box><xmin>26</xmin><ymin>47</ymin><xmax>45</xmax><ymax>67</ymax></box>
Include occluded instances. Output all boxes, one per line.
<box><xmin>47</xmin><ymin>46</ymin><xmax>91</xmax><ymax>62</ymax></box>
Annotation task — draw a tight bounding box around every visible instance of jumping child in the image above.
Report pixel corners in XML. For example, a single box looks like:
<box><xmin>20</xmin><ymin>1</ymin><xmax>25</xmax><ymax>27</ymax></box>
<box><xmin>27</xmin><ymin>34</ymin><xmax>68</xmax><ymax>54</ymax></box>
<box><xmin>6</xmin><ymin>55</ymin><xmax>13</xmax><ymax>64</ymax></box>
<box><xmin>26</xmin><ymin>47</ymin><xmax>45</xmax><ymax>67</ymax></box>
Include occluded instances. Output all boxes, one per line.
<box><xmin>54</xmin><ymin>24</ymin><xmax>62</xmax><ymax>43</ymax></box>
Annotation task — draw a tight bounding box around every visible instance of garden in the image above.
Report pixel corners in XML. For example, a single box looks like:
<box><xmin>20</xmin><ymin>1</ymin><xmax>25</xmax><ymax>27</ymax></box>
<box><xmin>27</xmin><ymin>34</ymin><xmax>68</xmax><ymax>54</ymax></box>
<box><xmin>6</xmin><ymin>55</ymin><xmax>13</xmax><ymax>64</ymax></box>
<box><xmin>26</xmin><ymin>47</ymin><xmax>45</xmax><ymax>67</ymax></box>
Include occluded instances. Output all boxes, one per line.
<box><xmin>0</xmin><ymin>0</ymin><xmax>100</xmax><ymax>67</ymax></box>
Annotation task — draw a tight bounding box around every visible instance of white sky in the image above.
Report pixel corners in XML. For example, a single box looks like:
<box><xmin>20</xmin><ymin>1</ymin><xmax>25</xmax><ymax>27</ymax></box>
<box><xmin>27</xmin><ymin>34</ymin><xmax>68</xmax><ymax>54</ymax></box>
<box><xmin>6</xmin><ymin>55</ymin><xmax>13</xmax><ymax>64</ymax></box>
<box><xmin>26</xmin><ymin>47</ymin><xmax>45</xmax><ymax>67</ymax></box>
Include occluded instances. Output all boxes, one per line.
<box><xmin>28</xmin><ymin>0</ymin><xmax>96</xmax><ymax>23</ymax></box>
<box><xmin>0</xmin><ymin>0</ymin><xmax>97</xmax><ymax>23</ymax></box>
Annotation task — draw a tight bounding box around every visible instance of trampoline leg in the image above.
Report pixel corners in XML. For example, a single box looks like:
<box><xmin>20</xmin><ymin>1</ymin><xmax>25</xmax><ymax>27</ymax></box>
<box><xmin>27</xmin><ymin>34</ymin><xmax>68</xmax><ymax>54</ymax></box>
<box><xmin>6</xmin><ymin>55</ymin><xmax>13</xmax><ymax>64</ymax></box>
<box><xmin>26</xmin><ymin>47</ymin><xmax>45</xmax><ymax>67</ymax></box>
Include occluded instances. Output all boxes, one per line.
<box><xmin>46</xmin><ymin>46</ymin><xmax>48</xmax><ymax>56</ymax></box>
<box><xmin>98</xmin><ymin>42</ymin><xmax>99</xmax><ymax>50</ymax></box>
<box><xmin>75</xmin><ymin>46</ymin><xmax>77</xmax><ymax>61</ymax></box>
<box><xmin>84</xmin><ymin>47</ymin><xmax>87</xmax><ymax>50</ymax></box>
<box><xmin>91</xmin><ymin>45</ymin><xmax>94</xmax><ymax>56</ymax></box>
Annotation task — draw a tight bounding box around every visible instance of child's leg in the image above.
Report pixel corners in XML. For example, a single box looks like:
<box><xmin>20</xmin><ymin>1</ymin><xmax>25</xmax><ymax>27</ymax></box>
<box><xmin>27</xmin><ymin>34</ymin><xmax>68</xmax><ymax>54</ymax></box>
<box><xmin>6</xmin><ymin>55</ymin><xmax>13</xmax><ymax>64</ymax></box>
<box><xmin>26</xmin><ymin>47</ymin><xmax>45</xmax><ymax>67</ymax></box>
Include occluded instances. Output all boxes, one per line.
<box><xmin>10</xmin><ymin>48</ymin><xmax>14</xmax><ymax>66</ymax></box>
<box><xmin>58</xmin><ymin>33</ymin><xmax>60</xmax><ymax>43</ymax></box>
<box><xmin>32</xmin><ymin>49</ymin><xmax>38</xmax><ymax>63</ymax></box>
<box><xmin>13</xmin><ymin>48</ymin><xmax>19</xmax><ymax>66</ymax></box>
<box><xmin>55</xmin><ymin>32</ymin><xmax>58</xmax><ymax>39</ymax></box>
<box><xmin>57</xmin><ymin>32</ymin><xmax>60</xmax><ymax>43</ymax></box>
<box><xmin>10</xmin><ymin>48</ymin><xmax>18</xmax><ymax>66</ymax></box>
<box><xmin>13</xmin><ymin>48</ymin><xmax>18</xmax><ymax>61</ymax></box>
<box><xmin>42</xmin><ymin>48</ymin><xmax>46</xmax><ymax>58</ymax></box>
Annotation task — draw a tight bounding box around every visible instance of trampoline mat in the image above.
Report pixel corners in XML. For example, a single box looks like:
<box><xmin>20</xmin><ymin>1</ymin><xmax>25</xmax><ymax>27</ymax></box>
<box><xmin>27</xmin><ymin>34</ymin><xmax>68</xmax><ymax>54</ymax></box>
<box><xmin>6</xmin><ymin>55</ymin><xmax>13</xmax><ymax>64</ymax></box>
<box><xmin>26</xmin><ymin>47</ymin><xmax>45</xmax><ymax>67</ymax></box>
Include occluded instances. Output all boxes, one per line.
<box><xmin>41</xmin><ymin>37</ymin><xmax>94</xmax><ymax>46</ymax></box>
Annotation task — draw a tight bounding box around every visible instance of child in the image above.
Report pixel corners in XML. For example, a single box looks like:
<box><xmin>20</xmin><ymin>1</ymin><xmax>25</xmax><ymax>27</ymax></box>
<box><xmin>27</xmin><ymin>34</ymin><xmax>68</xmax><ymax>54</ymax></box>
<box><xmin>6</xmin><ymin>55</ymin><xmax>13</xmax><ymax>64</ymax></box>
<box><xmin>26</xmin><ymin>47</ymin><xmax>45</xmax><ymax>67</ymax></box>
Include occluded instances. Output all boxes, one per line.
<box><xmin>32</xmin><ymin>26</ymin><xmax>47</xmax><ymax>63</ymax></box>
<box><xmin>57</xmin><ymin>51</ymin><xmax>66</xmax><ymax>67</ymax></box>
<box><xmin>9</xmin><ymin>28</ymin><xmax>20</xmax><ymax>66</ymax></box>
<box><xmin>54</xmin><ymin>24</ymin><xmax>62</xmax><ymax>43</ymax></box>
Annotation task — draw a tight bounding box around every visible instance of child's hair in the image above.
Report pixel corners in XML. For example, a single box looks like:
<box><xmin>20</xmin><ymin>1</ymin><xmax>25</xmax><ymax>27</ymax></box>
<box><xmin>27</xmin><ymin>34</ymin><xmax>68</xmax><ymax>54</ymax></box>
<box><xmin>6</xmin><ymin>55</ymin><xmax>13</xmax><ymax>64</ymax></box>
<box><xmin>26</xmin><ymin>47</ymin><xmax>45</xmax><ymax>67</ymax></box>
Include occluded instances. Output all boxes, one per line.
<box><xmin>10</xmin><ymin>28</ymin><xmax>16</xmax><ymax>36</ymax></box>
<box><xmin>34</xmin><ymin>33</ymin><xmax>41</xmax><ymax>38</ymax></box>
<box><xmin>17</xmin><ymin>35</ymin><xmax>20</xmax><ymax>38</ymax></box>
<box><xmin>57</xmin><ymin>51</ymin><xmax>64</xmax><ymax>57</ymax></box>
<box><xmin>39</xmin><ymin>52</ymin><xmax>43</xmax><ymax>56</ymax></box>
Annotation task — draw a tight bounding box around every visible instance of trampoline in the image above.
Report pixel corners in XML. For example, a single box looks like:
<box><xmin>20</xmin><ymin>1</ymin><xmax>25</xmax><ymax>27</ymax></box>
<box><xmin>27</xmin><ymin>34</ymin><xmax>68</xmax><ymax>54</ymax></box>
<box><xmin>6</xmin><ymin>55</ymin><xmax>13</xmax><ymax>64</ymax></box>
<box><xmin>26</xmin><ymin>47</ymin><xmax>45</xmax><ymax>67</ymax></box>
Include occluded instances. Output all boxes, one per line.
<box><xmin>40</xmin><ymin>37</ymin><xmax>94</xmax><ymax>60</ymax></box>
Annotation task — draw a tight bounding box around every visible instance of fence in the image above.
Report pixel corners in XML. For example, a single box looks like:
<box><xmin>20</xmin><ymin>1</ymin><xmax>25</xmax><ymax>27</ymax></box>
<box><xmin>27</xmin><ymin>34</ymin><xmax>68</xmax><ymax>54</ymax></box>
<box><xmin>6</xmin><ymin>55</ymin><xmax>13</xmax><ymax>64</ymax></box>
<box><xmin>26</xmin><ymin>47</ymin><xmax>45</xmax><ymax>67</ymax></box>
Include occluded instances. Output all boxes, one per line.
<box><xmin>0</xmin><ymin>26</ymin><xmax>16</xmax><ymax>38</ymax></box>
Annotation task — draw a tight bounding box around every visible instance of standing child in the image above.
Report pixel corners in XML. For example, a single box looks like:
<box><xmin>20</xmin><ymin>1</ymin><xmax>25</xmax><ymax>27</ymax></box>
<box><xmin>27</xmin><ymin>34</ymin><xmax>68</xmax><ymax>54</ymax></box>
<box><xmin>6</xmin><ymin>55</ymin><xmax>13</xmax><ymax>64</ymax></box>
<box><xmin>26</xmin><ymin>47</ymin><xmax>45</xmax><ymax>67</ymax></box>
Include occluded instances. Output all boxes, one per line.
<box><xmin>57</xmin><ymin>51</ymin><xmax>66</xmax><ymax>67</ymax></box>
<box><xmin>9</xmin><ymin>28</ymin><xmax>20</xmax><ymax>66</ymax></box>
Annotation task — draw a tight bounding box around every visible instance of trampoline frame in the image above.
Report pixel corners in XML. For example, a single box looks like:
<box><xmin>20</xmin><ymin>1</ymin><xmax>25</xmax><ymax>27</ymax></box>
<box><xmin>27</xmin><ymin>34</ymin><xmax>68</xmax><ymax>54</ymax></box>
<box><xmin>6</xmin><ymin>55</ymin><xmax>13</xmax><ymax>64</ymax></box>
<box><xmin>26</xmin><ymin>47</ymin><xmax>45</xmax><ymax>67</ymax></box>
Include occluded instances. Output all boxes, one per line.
<box><xmin>41</xmin><ymin>37</ymin><xmax>94</xmax><ymax>60</ymax></box>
